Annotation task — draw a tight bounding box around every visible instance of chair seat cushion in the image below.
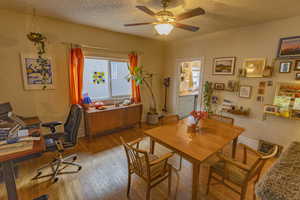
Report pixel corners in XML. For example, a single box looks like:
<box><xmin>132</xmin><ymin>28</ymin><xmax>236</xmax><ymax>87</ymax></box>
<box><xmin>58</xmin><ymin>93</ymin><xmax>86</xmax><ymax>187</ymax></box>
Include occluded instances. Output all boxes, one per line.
<box><xmin>211</xmin><ymin>160</ymin><xmax>247</xmax><ymax>185</ymax></box>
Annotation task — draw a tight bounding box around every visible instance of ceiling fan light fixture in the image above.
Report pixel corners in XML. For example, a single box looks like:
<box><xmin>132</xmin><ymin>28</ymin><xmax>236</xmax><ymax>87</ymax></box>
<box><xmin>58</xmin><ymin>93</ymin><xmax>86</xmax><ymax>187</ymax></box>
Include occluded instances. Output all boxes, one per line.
<box><xmin>154</xmin><ymin>23</ymin><xmax>174</xmax><ymax>35</ymax></box>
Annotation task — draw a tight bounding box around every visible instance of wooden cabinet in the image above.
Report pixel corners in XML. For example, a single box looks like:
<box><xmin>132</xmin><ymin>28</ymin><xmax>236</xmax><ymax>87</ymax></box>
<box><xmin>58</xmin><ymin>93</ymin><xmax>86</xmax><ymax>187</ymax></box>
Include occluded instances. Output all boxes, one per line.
<box><xmin>84</xmin><ymin>104</ymin><xmax>142</xmax><ymax>138</ymax></box>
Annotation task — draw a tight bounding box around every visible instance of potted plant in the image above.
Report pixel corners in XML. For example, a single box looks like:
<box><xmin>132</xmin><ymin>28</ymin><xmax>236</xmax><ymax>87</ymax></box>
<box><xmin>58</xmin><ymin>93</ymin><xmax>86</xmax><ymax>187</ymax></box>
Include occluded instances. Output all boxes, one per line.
<box><xmin>127</xmin><ymin>65</ymin><xmax>159</xmax><ymax>124</ymax></box>
<box><xmin>203</xmin><ymin>81</ymin><xmax>214</xmax><ymax>114</ymax></box>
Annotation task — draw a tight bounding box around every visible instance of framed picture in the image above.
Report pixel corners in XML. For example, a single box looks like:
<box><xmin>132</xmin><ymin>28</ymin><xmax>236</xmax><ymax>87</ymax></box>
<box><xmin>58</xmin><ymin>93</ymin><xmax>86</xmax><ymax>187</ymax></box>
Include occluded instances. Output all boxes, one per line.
<box><xmin>296</xmin><ymin>73</ymin><xmax>300</xmax><ymax>80</ymax></box>
<box><xmin>239</xmin><ymin>85</ymin><xmax>252</xmax><ymax>98</ymax></box>
<box><xmin>226</xmin><ymin>80</ymin><xmax>238</xmax><ymax>91</ymax></box>
<box><xmin>279</xmin><ymin>61</ymin><xmax>292</xmax><ymax>73</ymax></box>
<box><xmin>214</xmin><ymin>83</ymin><xmax>225</xmax><ymax>90</ymax></box>
<box><xmin>291</xmin><ymin>110</ymin><xmax>300</xmax><ymax>119</ymax></box>
<box><xmin>263</xmin><ymin>104</ymin><xmax>279</xmax><ymax>114</ymax></box>
<box><xmin>295</xmin><ymin>60</ymin><xmax>300</xmax><ymax>71</ymax></box>
<box><xmin>20</xmin><ymin>53</ymin><xmax>55</xmax><ymax>90</ymax></box>
<box><xmin>258</xmin><ymin>140</ymin><xmax>283</xmax><ymax>157</ymax></box>
<box><xmin>213</xmin><ymin>57</ymin><xmax>236</xmax><ymax>75</ymax></box>
<box><xmin>277</xmin><ymin>36</ymin><xmax>300</xmax><ymax>58</ymax></box>
<box><xmin>243</xmin><ymin>58</ymin><xmax>266</xmax><ymax>78</ymax></box>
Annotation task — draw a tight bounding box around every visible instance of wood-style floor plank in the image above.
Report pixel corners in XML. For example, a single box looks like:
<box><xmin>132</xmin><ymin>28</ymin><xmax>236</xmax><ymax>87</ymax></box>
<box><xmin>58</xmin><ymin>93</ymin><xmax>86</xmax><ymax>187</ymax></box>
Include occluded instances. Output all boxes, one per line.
<box><xmin>0</xmin><ymin>125</ymin><xmax>275</xmax><ymax>200</ymax></box>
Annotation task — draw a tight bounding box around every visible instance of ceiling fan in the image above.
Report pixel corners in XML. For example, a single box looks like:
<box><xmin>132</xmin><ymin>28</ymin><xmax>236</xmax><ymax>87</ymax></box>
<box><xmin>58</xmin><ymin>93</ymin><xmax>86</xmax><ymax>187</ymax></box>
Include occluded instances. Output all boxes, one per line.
<box><xmin>124</xmin><ymin>0</ymin><xmax>205</xmax><ymax>35</ymax></box>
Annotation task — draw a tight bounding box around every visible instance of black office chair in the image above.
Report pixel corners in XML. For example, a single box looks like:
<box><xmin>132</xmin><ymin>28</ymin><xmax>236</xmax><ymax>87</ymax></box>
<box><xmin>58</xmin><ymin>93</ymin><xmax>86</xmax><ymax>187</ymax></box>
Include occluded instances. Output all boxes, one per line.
<box><xmin>32</xmin><ymin>104</ymin><xmax>83</xmax><ymax>183</ymax></box>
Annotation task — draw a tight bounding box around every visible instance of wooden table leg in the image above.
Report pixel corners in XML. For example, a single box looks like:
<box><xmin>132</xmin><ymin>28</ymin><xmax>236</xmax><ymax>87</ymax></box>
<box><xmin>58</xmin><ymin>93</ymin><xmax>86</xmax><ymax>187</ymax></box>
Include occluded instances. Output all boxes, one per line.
<box><xmin>150</xmin><ymin>138</ymin><xmax>155</xmax><ymax>154</ymax></box>
<box><xmin>3</xmin><ymin>161</ymin><xmax>18</xmax><ymax>200</ymax></box>
<box><xmin>192</xmin><ymin>162</ymin><xmax>201</xmax><ymax>200</ymax></box>
<box><xmin>232</xmin><ymin>137</ymin><xmax>238</xmax><ymax>159</ymax></box>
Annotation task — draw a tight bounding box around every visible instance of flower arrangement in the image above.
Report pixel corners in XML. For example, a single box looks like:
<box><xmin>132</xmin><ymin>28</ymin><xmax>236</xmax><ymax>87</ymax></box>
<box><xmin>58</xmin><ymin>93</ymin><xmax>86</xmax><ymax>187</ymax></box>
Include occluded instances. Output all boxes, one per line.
<box><xmin>190</xmin><ymin>110</ymin><xmax>208</xmax><ymax>125</ymax></box>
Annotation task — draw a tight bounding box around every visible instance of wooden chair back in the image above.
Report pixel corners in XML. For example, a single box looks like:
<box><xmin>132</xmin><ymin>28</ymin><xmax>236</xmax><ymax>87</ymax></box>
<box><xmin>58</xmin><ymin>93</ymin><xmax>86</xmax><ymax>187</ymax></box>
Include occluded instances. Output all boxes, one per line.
<box><xmin>160</xmin><ymin>114</ymin><xmax>179</xmax><ymax>125</ymax></box>
<box><xmin>245</xmin><ymin>145</ymin><xmax>278</xmax><ymax>181</ymax></box>
<box><xmin>209</xmin><ymin>114</ymin><xmax>234</xmax><ymax>125</ymax></box>
<box><xmin>120</xmin><ymin>137</ymin><xmax>150</xmax><ymax>178</ymax></box>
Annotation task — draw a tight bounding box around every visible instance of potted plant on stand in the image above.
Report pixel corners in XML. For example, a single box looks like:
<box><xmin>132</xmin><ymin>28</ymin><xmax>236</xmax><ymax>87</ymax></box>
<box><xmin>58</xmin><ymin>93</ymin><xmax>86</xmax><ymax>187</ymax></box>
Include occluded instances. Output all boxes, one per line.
<box><xmin>127</xmin><ymin>66</ymin><xmax>159</xmax><ymax>125</ymax></box>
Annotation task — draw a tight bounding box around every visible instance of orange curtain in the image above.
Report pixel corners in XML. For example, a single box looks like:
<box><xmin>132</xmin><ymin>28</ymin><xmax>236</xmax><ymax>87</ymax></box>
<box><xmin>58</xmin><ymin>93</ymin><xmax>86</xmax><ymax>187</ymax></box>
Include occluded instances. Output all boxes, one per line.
<box><xmin>129</xmin><ymin>52</ymin><xmax>141</xmax><ymax>103</ymax></box>
<box><xmin>69</xmin><ymin>48</ymin><xmax>84</xmax><ymax>104</ymax></box>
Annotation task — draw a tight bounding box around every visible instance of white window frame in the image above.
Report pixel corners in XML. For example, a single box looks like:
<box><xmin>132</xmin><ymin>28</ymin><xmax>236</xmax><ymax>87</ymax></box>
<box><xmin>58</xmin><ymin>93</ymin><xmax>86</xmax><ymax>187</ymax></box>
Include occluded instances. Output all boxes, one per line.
<box><xmin>84</xmin><ymin>56</ymin><xmax>131</xmax><ymax>101</ymax></box>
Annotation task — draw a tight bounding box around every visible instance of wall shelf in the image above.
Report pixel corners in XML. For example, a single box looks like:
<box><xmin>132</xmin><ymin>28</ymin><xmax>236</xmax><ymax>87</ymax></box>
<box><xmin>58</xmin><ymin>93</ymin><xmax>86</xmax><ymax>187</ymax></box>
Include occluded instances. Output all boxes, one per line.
<box><xmin>222</xmin><ymin>108</ymin><xmax>250</xmax><ymax>117</ymax></box>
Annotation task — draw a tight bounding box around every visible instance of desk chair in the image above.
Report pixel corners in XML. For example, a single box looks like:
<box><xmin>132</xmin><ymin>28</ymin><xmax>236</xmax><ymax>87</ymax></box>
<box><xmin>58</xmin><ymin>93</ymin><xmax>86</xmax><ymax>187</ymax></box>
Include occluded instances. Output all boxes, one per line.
<box><xmin>121</xmin><ymin>137</ymin><xmax>173</xmax><ymax>200</ymax></box>
<box><xmin>32</xmin><ymin>104</ymin><xmax>83</xmax><ymax>183</ymax></box>
<box><xmin>207</xmin><ymin>144</ymin><xmax>278</xmax><ymax>200</ymax></box>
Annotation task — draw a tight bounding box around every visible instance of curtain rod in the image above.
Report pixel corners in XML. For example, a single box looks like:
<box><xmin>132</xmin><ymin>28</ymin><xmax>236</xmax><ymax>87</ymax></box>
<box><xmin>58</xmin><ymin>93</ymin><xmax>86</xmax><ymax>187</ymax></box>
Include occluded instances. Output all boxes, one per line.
<box><xmin>61</xmin><ymin>42</ymin><xmax>144</xmax><ymax>55</ymax></box>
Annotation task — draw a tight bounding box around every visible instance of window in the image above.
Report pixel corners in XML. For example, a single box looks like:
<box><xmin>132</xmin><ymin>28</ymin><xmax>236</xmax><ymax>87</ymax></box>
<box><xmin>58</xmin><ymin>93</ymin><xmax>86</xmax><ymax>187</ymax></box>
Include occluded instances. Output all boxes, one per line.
<box><xmin>83</xmin><ymin>57</ymin><xmax>131</xmax><ymax>101</ymax></box>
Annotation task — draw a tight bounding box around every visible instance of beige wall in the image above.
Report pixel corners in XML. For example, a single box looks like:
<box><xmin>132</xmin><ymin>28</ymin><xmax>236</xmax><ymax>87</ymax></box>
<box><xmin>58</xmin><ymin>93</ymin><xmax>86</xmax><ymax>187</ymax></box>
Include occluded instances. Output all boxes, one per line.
<box><xmin>164</xmin><ymin>16</ymin><xmax>300</xmax><ymax>147</ymax></box>
<box><xmin>0</xmin><ymin>9</ymin><xmax>165</xmax><ymax>132</ymax></box>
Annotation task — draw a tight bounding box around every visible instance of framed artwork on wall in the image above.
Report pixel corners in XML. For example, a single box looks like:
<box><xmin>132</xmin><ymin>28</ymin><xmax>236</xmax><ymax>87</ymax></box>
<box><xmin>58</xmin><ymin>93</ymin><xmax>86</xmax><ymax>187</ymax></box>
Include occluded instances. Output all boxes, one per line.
<box><xmin>277</xmin><ymin>36</ymin><xmax>300</xmax><ymax>58</ymax></box>
<box><xmin>263</xmin><ymin>104</ymin><xmax>279</xmax><ymax>114</ymax></box>
<box><xmin>20</xmin><ymin>53</ymin><xmax>55</xmax><ymax>90</ymax></box>
<box><xmin>239</xmin><ymin>85</ymin><xmax>252</xmax><ymax>98</ymax></box>
<box><xmin>295</xmin><ymin>60</ymin><xmax>300</xmax><ymax>71</ymax></box>
<box><xmin>279</xmin><ymin>61</ymin><xmax>292</xmax><ymax>73</ymax></box>
<box><xmin>296</xmin><ymin>73</ymin><xmax>300</xmax><ymax>80</ymax></box>
<box><xmin>212</xmin><ymin>57</ymin><xmax>236</xmax><ymax>75</ymax></box>
<box><xmin>243</xmin><ymin>58</ymin><xmax>266</xmax><ymax>78</ymax></box>
<box><xmin>214</xmin><ymin>83</ymin><xmax>225</xmax><ymax>90</ymax></box>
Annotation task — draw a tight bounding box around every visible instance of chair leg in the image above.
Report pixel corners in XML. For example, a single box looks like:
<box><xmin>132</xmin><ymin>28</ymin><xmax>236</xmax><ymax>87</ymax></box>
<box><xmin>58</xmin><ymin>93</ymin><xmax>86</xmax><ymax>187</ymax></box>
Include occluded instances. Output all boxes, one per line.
<box><xmin>146</xmin><ymin>184</ymin><xmax>151</xmax><ymax>200</ymax></box>
<box><xmin>168</xmin><ymin>167</ymin><xmax>172</xmax><ymax>196</ymax></box>
<box><xmin>206</xmin><ymin>169</ymin><xmax>212</xmax><ymax>195</ymax></box>
<box><xmin>127</xmin><ymin>173</ymin><xmax>131</xmax><ymax>197</ymax></box>
<box><xmin>240</xmin><ymin>184</ymin><xmax>248</xmax><ymax>200</ymax></box>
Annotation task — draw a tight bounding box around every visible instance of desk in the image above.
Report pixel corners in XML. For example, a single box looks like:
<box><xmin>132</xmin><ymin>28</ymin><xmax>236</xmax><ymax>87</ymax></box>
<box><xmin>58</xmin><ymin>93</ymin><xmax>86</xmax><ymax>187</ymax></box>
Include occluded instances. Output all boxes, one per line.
<box><xmin>0</xmin><ymin>129</ymin><xmax>45</xmax><ymax>200</ymax></box>
<box><xmin>144</xmin><ymin>118</ymin><xmax>244</xmax><ymax>200</ymax></box>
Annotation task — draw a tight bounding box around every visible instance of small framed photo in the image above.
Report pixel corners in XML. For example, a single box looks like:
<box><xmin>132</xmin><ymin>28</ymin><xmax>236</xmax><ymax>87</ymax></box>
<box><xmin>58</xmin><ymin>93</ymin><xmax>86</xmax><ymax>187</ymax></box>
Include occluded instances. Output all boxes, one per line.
<box><xmin>296</xmin><ymin>73</ymin><xmax>300</xmax><ymax>80</ymax></box>
<box><xmin>295</xmin><ymin>60</ymin><xmax>300</xmax><ymax>71</ymax></box>
<box><xmin>214</xmin><ymin>83</ymin><xmax>225</xmax><ymax>90</ymax></box>
<box><xmin>263</xmin><ymin>104</ymin><xmax>279</xmax><ymax>114</ymax></box>
<box><xmin>279</xmin><ymin>61</ymin><xmax>292</xmax><ymax>73</ymax></box>
<box><xmin>291</xmin><ymin>110</ymin><xmax>300</xmax><ymax>119</ymax></box>
<box><xmin>213</xmin><ymin>57</ymin><xmax>236</xmax><ymax>75</ymax></box>
<box><xmin>257</xmin><ymin>96</ymin><xmax>264</xmax><ymax>103</ymax></box>
<box><xmin>226</xmin><ymin>80</ymin><xmax>237</xmax><ymax>91</ymax></box>
<box><xmin>239</xmin><ymin>85</ymin><xmax>252</xmax><ymax>98</ymax></box>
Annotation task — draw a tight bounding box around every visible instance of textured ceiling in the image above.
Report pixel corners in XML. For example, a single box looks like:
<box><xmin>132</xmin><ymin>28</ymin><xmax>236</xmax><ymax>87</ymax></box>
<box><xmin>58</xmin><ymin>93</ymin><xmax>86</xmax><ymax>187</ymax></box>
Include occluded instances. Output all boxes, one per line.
<box><xmin>1</xmin><ymin>0</ymin><xmax>300</xmax><ymax>40</ymax></box>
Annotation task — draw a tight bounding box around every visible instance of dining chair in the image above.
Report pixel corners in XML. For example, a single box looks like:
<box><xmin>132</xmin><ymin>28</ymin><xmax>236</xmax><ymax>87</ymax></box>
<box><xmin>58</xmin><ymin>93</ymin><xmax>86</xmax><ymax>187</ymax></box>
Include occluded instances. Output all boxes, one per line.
<box><xmin>209</xmin><ymin>114</ymin><xmax>234</xmax><ymax>125</ymax></box>
<box><xmin>206</xmin><ymin>144</ymin><xmax>278</xmax><ymax>200</ymax></box>
<box><xmin>120</xmin><ymin>137</ymin><xmax>174</xmax><ymax>200</ymax></box>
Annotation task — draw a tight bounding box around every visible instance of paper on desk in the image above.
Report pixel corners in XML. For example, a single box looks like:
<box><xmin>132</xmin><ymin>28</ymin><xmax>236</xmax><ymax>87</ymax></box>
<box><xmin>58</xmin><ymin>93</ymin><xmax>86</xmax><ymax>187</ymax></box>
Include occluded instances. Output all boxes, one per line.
<box><xmin>18</xmin><ymin>129</ymin><xmax>29</xmax><ymax>137</ymax></box>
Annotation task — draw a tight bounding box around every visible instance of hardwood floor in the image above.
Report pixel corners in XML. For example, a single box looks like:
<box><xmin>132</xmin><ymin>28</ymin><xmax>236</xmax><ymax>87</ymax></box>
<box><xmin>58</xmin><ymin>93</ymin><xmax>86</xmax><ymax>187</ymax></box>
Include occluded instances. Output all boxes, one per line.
<box><xmin>0</xmin><ymin>125</ymin><xmax>275</xmax><ymax>200</ymax></box>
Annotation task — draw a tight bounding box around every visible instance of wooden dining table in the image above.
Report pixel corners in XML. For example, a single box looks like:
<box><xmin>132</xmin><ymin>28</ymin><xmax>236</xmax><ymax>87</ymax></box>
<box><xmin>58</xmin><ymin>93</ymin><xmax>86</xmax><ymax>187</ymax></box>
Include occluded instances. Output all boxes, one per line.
<box><xmin>144</xmin><ymin>118</ymin><xmax>245</xmax><ymax>200</ymax></box>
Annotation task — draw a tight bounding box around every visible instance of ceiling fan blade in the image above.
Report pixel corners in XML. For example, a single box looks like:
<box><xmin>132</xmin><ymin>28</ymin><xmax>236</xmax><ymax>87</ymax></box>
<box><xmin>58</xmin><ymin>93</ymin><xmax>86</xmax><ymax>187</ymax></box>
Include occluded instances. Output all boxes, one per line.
<box><xmin>124</xmin><ymin>22</ymin><xmax>153</xmax><ymax>27</ymax></box>
<box><xmin>176</xmin><ymin>7</ymin><xmax>205</xmax><ymax>21</ymax></box>
<box><xmin>174</xmin><ymin>23</ymin><xmax>199</xmax><ymax>32</ymax></box>
<box><xmin>136</xmin><ymin>6</ymin><xmax>156</xmax><ymax>16</ymax></box>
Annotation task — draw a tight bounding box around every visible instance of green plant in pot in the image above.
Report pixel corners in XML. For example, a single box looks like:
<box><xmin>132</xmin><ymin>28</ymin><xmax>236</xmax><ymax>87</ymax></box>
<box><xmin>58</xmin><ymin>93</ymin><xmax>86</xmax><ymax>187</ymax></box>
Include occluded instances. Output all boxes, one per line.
<box><xmin>27</xmin><ymin>32</ymin><xmax>49</xmax><ymax>90</ymax></box>
<box><xmin>203</xmin><ymin>81</ymin><xmax>214</xmax><ymax>114</ymax></box>
<box><xmin>127</xmin><ymin>65</ymin><xmax>159</xmax><ymax>125</ymax></box>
